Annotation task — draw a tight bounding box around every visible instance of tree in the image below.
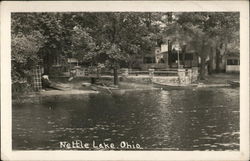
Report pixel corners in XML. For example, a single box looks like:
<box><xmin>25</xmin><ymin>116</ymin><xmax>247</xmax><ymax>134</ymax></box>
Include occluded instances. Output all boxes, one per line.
<box><xmin>176</xmin><ymin>12</ymin><xmax>239</xmax><ymax>79</ymax></box>
<box><xmin>70</xmin><ymin>12</ymin><xmax>163</xmax><ymax>85</ymax></box>
<box><xmin>11</xmin><ymin>13</ymin><xmax>45</xmax><ymax>87</ymax></box>
<box><xmin>12</xmin><ymin>12</ymin><xmax>238</xmax><ymax>88</ymax></box>
<box><xmin>205</xmin><ymin>12</ymin><xmax>239</xmax><ymax>72</ymax></box>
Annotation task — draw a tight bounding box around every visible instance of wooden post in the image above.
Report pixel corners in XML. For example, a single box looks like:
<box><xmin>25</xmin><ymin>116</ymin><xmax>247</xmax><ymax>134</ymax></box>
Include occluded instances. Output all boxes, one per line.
<box><xmin>168</xmin><ymin>40</ymin><xmax>172</xmax><ymax>68</ymax></box>
<box><xmin>114</xmin><ymin>67</ymin><xmax>118</xmax><ymax>85</ymax></box>
<box><xmin>113</xmin><ymin>61</ymin><xmax>119</xmax><ymax>85</ymax></box>
<box><xmin>182</xmin><ymin>45</ymin><xmax>186</xmax><ymax>67</ymax></box>
<box><xmin>200</xmin><ymin>39</ymin><xmax>206</xmax><ymax>80</ymax></box>
<box><xmin>32</xmin><ymin>65</ymin><xmax>42</xmax><ymax>91</ymax></box>
<box><xmin>177</xmin><ymin>50</ymin><xmax>180</xmax><ymax>68</ymax></box>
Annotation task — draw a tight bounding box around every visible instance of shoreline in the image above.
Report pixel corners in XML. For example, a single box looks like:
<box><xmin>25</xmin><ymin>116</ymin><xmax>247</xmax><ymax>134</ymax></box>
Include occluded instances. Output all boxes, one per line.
<box><xmin>12</xmin><ymin>73</ymin><xmax>239</xmax><ymax>104</ymax></box>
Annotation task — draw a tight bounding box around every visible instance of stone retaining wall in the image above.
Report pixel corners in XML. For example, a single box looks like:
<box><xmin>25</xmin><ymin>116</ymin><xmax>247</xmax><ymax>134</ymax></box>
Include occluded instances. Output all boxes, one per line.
<box><xmin>121</xmin><ymin>67</ymin><xmax>199</xmax><ymax>85</ymax></box>
<box><xmin>152</xmin><ymin>76</ymin><xmax>179</xmax><ymax>84</ymax></box>
<box><xmin>121</xmin><ymin>76</ymin><xmax>152</xmax><ymax>84</ymax></box>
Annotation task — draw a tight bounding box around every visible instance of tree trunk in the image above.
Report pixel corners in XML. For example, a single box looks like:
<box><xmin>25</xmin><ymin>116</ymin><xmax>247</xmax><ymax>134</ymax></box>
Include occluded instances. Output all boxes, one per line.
<box><xmin>208</xmin><ymin>60</ymin><xmax>212</xmax><ymax>75</ymax></box>
<box><xmin>208</xmin><ymin>47</ymin><xmax>213</xmax><ymax>75</ymax></box>
<box><xmin>113</xmin><ymin>67</ymin><xmax>118</xmax><ymax>85</ymax></box>
<box><xmin>128</xmin><ymin>56</ymin><xmax>133</xmax><ymax>69</ymax></box>
<box><xmin>200</xmin><ymin>39</ymin><xmax>206</xmax><ymax>80</ymax></box>
<box><xmin>215</xmin><ymin>47</ymin><xmax>220</xmax><ymax>73</ymax></box>
<box><xmin>111</xmin><ymin>14</ymin><xmax>119</xmax><ymax>85</ymax></box>
<box><xmin>128</xmin><ymin>62</ymin><xmax>132</xmax><ymax>70</ymax></box>
<box><xmin>43</xmin><ymin>52</ymin><xmax>50</xmax><ymax>75</ymax></box>
<box><xmin>211</xmin><ymin>45</ymin><xmax>217</xmax><ymax>72</ymax></box>
<box><xmin>216</xmin><ymin>42</ymin><xmax>227</xmax><ymax>73</ymax></box>
<box><xmin>182</xmin><ymin>45</ymin><xmax>186</xmax><ymax>67</ymax></box>
<box><xmin>168</xmin><ymin>40</ymin><xmax>172</xmax><ymax>67</ymax></box>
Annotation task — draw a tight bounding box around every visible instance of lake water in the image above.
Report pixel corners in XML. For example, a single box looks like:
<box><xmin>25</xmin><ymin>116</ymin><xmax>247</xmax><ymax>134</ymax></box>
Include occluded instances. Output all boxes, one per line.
<box><xmin>12</xmin><ymin>87</ymin><xmax>239</xmax><ymax>150</ymax></box>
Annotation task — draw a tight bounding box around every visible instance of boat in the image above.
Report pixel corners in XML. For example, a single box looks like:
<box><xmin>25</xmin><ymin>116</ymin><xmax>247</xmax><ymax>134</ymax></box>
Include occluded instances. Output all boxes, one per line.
<box><xmin>152</xmin><ymin>81</ymin><xmax>197</xmax><ymax>90</ymax></box>
<box><xmin>228</xmin><ymin>80</ymin><xmax>240</xmax><ymax>87</ymax></box>
<box><xmin>90</xmin><ymin>84</ymin><xmax>119</xmax><ymax>94</ymax></box>
<box><xmin>196</xmin><ymin>83</ymin><xmax>230</xmax><ymax>88</ymax></box>
<box><xmin>46</xmin><ymin>82</ymin><xmax>72</xmax><ymax>91</ymax></box>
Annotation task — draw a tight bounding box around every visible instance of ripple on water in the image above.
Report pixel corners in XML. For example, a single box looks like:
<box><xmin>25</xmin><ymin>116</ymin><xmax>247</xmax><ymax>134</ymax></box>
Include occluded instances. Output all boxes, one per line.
<box><xmin>231</xmin><ymin>132</ymin><xmax>240</xmax><ymax>135</ymax></box>
<box><xmin>213</xmin><ymin>134</ymin><xmax>222</xmax><ymax>137</ymax></box>
<box><xmin>47</xmin><ymin>130</ymin><xmax>55</xmax><ymax>134</ymax></box>
<box><xmin>199</xmin><ymin>136</ymin><xmax>217</xmax><ymax>140</ymax></box>
<box><xmin>104</xmin><ymin>138</ymin><xmax>112</xmax><ymax>141</ymax></box>
<box><xmin>47</xmin><ymin>121</ymin><xmax>54</xmax><ymax>125</ymax></box>
<box><xmin>215</xmin><ymin>143</ymin><xmax>239</xmax><ymax>147</ymax></box>
<box><xmin>193</xmin><ymin>139</ymin><xmax>199</xmax><ymax>142</ymax></box>
<box><xmin>117</xmin><ymin>133</ymin><xmax>125</xmax><ymax>136</ymax></box>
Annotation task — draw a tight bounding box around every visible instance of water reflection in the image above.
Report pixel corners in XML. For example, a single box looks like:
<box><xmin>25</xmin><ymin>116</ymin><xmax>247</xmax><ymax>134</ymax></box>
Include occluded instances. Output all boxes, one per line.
<box><xmin>12</xmin><ymin>87</ymin><xmax>239</xmax><ymax>150</ymax></box>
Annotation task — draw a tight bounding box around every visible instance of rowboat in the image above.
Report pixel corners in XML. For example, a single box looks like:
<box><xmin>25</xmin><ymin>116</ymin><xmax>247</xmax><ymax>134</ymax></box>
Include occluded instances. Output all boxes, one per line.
<box><xmin>90</xmin><ymin>84</ymin><xmax>119</xmax><ymax>94</ymax></box>
<box><xmin>227</xmin><ymin>80</ymin><xmax>240</xmax><ymax>87</ymax></box>
<box><xmin>152</xmin><ymin>81</ymin><xmax>197</xmax><ymax>90</ymax></box>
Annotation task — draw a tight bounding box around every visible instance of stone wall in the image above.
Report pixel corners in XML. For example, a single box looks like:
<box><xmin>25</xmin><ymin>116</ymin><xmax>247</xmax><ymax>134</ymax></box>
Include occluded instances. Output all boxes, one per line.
<box><xmin>191</xmin><ymin>67</ymin><xmax>199</xmax><ymax>82</ymax></box>
<box><xmin>152</xmin><ymin>76</ymin><xmax>179</xmax><ymax>84</ymax></box>
<box><xmin>121</xmin><ymin>68</ymin><xmax>199</xmax><ymax>85</ymax></box>
<box><xmin>177</xmin><ymin>69</ymin><xmax>186</xmax><ymax>84</ymax></box>
<box><xmin>122</xmin><ymin>76</ymin><xmax>152</xmax><ymax>84</ymax></box>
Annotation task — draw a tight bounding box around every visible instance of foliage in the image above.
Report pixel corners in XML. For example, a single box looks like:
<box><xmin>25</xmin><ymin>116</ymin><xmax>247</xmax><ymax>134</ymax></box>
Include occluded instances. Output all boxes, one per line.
<box><xmin>69</xmin><ymin>12</ymin><xmax>162</xmax><ymax>69</ymax></box>
<box><xmin>171</xmin><ymin>12</ymin><xmax>239</xmax><ymax>78</ymax></box>
<box><xmin>11</xmin><ymin>30</ymin><xmax>45</xmax><ymax>83</ymax></box>
<box><xmin>11</xmin><ymin>12</ymin><xmax>240</xmax><ymax>89</ymax></box>
<box><xmin>71</xmin><ymin>26</ymin><xmax>96</xmax><ymax>61</ymax></box>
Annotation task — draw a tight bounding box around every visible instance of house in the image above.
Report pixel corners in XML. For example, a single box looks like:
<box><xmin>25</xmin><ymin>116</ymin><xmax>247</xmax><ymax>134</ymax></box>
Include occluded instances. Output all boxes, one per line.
<box><xmin>67</xmin><ymin>58</ymin><xmax>79</xmax><ymax>66</ymax></box>
<box><xmin>139</xmin><ymin>47</ymin><xmax>168</xmax><ymax>70</ymax></box>
<box><xmin>225</xmin><ymin>52</ymin><xmax>240</xmax><ymax>73</ymax></box>
<box><xmin>135</xmin><ymin>40</ymin><xmax>199</xmax><ymax>70</ymax></box>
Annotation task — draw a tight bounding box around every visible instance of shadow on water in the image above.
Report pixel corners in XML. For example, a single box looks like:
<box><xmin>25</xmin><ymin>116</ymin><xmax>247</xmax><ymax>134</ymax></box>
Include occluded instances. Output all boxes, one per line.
<box><xmin>12</xmin><ymin>87</ymin><xmax>239</xmax><ymax>150</ymax></box>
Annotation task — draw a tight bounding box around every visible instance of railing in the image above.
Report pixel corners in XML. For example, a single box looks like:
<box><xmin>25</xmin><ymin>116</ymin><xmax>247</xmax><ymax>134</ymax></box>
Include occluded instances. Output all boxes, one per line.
<box><xmin>128</xmin><ymin>69</ymin><xmax>178</xmax><ymax>76</ymax></box>
<box><xmin>154</xmin><ymin>70</ymin><xmax>178</xmax><ymax>76</ymax></box>
<box><xmin>85</xmin><ymin>70</ymin><xmax>178</xmax><ymax>77</ymax></box>
<box><xmin>128</xmin><ymin>71</ymin><xmax>149</xmax><ymax>75</ymax></box>
<box><xmin>62</xmin><ymin>67</ymin><xmax>184</xmax><ymax>77</ymax></box>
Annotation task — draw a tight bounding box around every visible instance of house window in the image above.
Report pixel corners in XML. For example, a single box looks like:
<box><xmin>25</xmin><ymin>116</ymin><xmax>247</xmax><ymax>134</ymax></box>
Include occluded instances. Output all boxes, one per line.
<box><xmin>144</xmin><ymin>57</ymin><xmax>155</xmax><ymax>64</ymax></box>
<box><xmin>227</xmin><ymin>59</ymin><xmax>239</xmax><ymax>65</ymax></box>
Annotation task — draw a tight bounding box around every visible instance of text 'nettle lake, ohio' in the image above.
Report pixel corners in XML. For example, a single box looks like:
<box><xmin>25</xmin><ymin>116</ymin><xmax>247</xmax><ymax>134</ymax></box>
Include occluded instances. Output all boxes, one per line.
<box><xmin>59</xmin><ymin>140</ymin><xmax>142</xmax><ymax>150</ymax></box>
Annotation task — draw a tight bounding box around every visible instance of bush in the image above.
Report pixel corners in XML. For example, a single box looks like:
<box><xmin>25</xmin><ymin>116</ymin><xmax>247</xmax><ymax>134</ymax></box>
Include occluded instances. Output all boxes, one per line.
<box><xmin>11</xmin><ymin>31</ymin><xmax>45</xmax><ymax>93</ymax></box>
